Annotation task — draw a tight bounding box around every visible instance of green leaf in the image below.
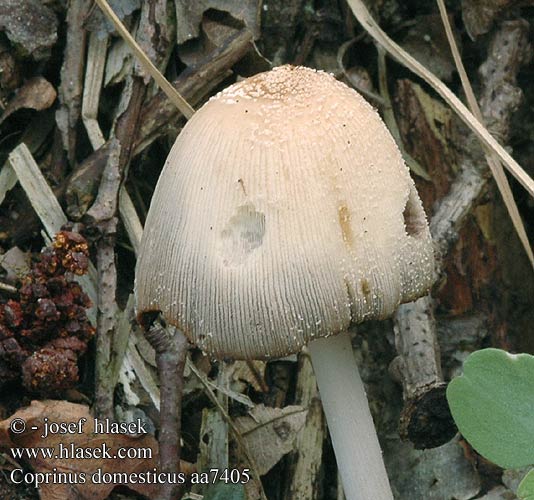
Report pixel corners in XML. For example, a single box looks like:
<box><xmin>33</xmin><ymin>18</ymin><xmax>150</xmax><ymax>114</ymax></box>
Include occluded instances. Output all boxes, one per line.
<box><xmin>446</xmin><ymin>348</ymin><xmax>534</xmax><ymax>468</ymax></box>
<box><xmin>203</xmin><ymin>483</ymin><xmax>246</xmax><ymax>500</ymax></box>
<box><xmin>518</xmin><ymin>470</ymin><xmax>534</xmax><ymax>499</ymax></box>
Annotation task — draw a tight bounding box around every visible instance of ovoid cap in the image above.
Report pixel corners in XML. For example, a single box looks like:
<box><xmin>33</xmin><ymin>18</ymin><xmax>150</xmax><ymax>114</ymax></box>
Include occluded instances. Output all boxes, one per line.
<box><xmin>135</xmin><ymin>65</ymin><xmax>435</xmax><ymax>359</ymax></box>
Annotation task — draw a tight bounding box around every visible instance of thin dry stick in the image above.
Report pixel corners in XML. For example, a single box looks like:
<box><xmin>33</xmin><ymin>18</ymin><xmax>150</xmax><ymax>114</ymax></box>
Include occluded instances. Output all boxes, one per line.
<box><xmin>436</xmin><ymin>0</ymin><xmax>533</xmax><ymax>267</ymax></box>
<box><xmin>93</xmin><ymin>0</ymin><xmax>194</xmax><ymax>119</ymax></box>
<box><xmin>346</xmin><ymin>0</ymin><xmax>534</xmax><ymax>198</ymax></box>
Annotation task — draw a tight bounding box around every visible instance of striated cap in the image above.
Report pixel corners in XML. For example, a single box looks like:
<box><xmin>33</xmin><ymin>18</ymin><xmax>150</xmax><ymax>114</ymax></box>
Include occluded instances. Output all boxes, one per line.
<box><xmin>135</xmin><ymin>65</ymin><xmax>435</xmax><ymax>359</ymax></box>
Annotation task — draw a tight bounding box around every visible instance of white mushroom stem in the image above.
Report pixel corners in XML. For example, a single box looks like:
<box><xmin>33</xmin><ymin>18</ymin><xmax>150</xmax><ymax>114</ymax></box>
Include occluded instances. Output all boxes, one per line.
<box><xmin>308</xmin><ymin>331</ymin><xmax>393</xmax><ymax>500</ymax></box>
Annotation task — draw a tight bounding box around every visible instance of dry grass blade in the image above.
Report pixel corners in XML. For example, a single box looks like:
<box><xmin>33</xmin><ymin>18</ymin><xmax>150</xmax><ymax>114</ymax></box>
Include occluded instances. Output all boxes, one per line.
<box><xmin>436</xmin><ymin>0</ymin><xmax>533</xmax><ymax>268</ymax></box>
<box><xmin>0</xmin><ymin>163</ymin><xmax>18</xmax><ymax>206</ymax></box>
<box><xmin>8</xmin><ymin>143</ymin><xmax>67</xmax><ymax>237</ymax></box>
<box><xmin>126</xmin><ymin>341</ymin><xmax>161</xmax><ymax>409</ymax></box>
<box><xmin>346</xmin><ymin>0</ymin><xmax>534</xmax><ymax>198</ymax></box>
<box><xmin>93</xmin><ymin>0</ymin><xmax>195</xmax><ymax>120</ymax></box>
<box><xmin>82</xmin><ymin>32</ymin><xmax>108</xmax><ymax>149</ymax></box>
<box><xmin>119</xmin><ymin>187</ymin><xmax>143</xmax><ymax>254</ymax></box>
<box><xmin>7</xmin><ymin>143</ymin><xmax>98</xmax><ymax>320</ymax></box>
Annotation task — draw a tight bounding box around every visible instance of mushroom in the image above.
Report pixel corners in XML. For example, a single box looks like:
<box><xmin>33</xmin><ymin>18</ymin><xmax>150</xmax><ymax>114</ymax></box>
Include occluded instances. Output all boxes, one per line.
<box><xmin>135</xmin><ymin>65</ymin><xmax>435</xmax><ymax>499</ymax></box>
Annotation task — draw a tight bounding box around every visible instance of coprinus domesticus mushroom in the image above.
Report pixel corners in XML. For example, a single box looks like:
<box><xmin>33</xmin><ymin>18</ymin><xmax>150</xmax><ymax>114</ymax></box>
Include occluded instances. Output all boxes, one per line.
<box><xmin>136</xmin><ymin>65</ymin><xmax>435</xmax><ymax>500</ymax></box>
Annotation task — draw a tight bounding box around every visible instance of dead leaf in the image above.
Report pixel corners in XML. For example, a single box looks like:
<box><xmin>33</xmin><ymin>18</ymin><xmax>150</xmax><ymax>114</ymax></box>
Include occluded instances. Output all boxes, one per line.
<box><xmin>395</xmin><ymin>80</ymin><xmax>456</xmax><ymax>214</ymax></box>
<box><xmin>461</xmin><ymin>0</ymin><xmax>533</xmax><ymax>39</ymax></box>
<box><xmin>84</xmin><ymin>0</ymin><xmax>141</xmax><ymax>39</ymax></box>
<box><xmin>234</xmin><ymin>405</ymin><xmax>307</xmax><ymax>475</ymax></box>
<box><xmin>230</xmin><ymin>360</ymin><xmax>266</xmax><ymax>393</ymax></box>
<box><xmin>401</xmin><ymin>14</ymin><xmax>458</xmax><ymax>82</ymax></box>
<box><xmin>0</xmin><ymin>77</ymin><xmax>57</xmax><ymax>126</ymax></box>
<box><xmin>0</xmin><ymin>0</ymin><xmax>58</xmax><ymax>60</ymax></box>
<box><xmin>174</xmin><ymin>0</ymin><xmax>260</xmax><ymax>44</ymax></box>
<box><xmin>0</xmin><ymin>400</ymin><xmax>194</xmax><ymax>500</ymax></box>
<box><xmin>104</xmin><ymin>39</ymin><xmax>134</xmax><ymax>86</ymax></box>
<box><xmin>177</xmin><ymin>17</ymin><xmax>239</xmax><ymax>67</ymax></box>
<box><xmin>0</xmin><ymin>246</ymin><xmax>30</xmax><ymax>282</ymax></box>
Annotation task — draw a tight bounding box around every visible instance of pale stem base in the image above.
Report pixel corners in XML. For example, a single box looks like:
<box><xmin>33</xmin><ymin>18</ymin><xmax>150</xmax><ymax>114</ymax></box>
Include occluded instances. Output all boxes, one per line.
<box><xmin>308</xmin><ymin>330</ymin><xmax>394</xmax><ymax>500</ymax></box>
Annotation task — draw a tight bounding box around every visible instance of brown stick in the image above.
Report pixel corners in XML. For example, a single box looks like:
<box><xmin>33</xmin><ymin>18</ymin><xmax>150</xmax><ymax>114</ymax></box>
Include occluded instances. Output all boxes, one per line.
<box><xmin>89</xmin><ymin>77</ymin><xmax>147</xmax><ymax>420</ymax></box>
<box><xmin>145</xmin><ymin>320</ymin><xmax>189</xmax><ymax>500</ymax></box>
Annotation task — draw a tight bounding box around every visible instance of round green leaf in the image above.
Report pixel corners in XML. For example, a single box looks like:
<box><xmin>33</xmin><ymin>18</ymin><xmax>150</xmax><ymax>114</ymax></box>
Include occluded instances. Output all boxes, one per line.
<box><xmin>518</xmin><ymin>469</ymin><xmax>534</xmax><ymax>500</ymax></box>
<box><xmin>446</xmin><ymin>348</ymin><xmax>534</xmax><ymax>468</ymax></box>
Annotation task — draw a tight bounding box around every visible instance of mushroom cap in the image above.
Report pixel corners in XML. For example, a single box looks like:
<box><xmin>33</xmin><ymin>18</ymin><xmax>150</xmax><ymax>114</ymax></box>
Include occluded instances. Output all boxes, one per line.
<box><xmin>135</xmin><ymin>65</ymin><xmax>435</xmax><ymax>360</ymax></box>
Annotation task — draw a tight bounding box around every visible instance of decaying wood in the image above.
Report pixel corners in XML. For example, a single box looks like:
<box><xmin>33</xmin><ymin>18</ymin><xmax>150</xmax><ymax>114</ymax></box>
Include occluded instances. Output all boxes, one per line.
<box><xmin>437</xmin><ymin>0</ymin><xmax>533</xmax><ymax>269</ymax></box>
<box><xmin>264</xmin><ymin>361</ymin><xmax>294</xmax><ymax>408</ymax></box>
<box><xmin>55</xmin><ymin>0</ymin><xmax>91</xmax><ymax>164</ymax></box>
<box><xmin>261</xmin><ymin>0</ymin><xmax>305</xmax><ymax>65</ymax></box>
<box><xmin>94</xmin><ymin>0</ymin><xmax>193</xmax><ymax>120</ymax></box>
<box><xmin>285</xmin><ymin>348</ymin><xmax>325</xmax><ymax>500</ymax></box>
<box><xmin>7</xmin><ymin>144</ymin><xmax>67</xmax><ymax>238</ymax></box>
<box><xmin>187</xmin><ymin>358</ymin><xmax>269</xmax><ymax>500</ymax></box>
<box><xmin>1</xmin><ymin>114</ymin><xmax>68</xmax><ymax>246</ymax></box>
<box><xmin>393</xmin><ymin>297</ymin><xmax>455</xmax><ymax>449</ymax></box>
<box><xmin>347</xmin><ymin>0</ymin><xmax>534</xmax><ymax>198</ymax></box>
<box><xmin>392</xmin><ymin>20</ymin><xmax>530</xmax><ymax>448</ymax></box>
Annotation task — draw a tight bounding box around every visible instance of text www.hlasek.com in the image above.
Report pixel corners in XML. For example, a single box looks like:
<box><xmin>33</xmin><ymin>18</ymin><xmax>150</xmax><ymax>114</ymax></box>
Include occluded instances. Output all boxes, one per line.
<box><xmin>9</xmin><ymin>444</ymin><xmax>172</xmax><ymax>488</ymax></box>
<box><xmin>11</xmin><ymin>442</ymin><xmax>152</xmax><ymax>460</ymax></box>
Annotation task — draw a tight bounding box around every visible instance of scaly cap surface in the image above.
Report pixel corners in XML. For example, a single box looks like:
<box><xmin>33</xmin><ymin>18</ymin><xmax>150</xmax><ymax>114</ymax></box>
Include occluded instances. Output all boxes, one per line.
<box><xmin>135</xmin><ymin>65</ymin><xmax>435</xmax><ymax>359</ymax></box>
